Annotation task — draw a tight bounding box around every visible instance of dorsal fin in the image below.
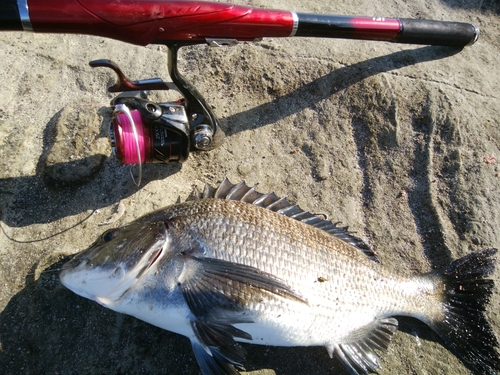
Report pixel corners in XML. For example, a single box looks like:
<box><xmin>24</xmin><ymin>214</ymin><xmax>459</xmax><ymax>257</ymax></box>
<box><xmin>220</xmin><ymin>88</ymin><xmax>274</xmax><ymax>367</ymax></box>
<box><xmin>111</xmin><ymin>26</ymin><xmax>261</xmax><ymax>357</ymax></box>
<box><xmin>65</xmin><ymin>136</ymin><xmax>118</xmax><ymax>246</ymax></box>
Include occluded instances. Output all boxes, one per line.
<box><xmin>187</xmin><ymin>178</ymin><xmax>378</xmax><ymax>262</ymax></box>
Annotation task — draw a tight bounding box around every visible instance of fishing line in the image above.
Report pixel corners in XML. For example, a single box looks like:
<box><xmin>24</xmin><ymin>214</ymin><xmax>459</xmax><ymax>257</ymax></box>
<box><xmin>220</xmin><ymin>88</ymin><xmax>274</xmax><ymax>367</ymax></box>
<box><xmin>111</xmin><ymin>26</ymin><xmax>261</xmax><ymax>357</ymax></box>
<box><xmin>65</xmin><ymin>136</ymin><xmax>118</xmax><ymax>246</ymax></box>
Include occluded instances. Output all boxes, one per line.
<box><xmin>113</xmin><ymin>104</ymin><xmax>143</xmax><ymax>186</ymax></box>
<box><xmin>0</xmin><ymin>210</ymin><xmax>96</xmax><ymax>244</ymax></box>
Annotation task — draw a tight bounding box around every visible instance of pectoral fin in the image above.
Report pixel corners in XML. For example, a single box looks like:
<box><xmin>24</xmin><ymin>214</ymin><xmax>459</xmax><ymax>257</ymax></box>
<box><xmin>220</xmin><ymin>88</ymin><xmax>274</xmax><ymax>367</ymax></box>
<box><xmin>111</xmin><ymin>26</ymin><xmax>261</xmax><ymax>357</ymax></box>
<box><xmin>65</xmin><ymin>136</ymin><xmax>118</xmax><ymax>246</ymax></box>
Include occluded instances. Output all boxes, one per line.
<box><xmin>179</xmin><ymin>255</ymin><xmax>307</xmax><ymax>318</ymax></box>
<box><xmin>180</xmin><ymin>255</ymin><xmax>307</xmax><ymax>375</ymax></box>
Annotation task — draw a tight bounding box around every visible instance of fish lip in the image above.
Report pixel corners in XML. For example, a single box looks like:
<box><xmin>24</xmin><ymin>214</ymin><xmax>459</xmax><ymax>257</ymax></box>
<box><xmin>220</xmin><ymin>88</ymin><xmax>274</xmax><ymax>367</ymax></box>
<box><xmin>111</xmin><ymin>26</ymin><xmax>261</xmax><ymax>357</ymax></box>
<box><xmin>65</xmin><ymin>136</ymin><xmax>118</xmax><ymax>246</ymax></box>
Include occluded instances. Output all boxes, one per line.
<box><xmin>59</xmin><ymin>256</ymin><xmax>88</xmax><ymax>280</ymax></box>
<box><xmin>61</xmin><ymin>253</ymin><xmax>86</xmax><ymax>268</ymax></box>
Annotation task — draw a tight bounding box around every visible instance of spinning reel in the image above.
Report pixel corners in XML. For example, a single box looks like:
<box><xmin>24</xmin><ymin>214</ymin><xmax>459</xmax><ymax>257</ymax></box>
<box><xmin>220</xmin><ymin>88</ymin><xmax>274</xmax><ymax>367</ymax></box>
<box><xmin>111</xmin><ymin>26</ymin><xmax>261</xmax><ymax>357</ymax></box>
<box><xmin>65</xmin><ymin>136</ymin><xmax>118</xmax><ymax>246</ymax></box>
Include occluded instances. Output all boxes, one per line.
<box><xmin>91</xmin><ymin>44</ymin><xmax>225</xmax><ymax>184</ymax></box>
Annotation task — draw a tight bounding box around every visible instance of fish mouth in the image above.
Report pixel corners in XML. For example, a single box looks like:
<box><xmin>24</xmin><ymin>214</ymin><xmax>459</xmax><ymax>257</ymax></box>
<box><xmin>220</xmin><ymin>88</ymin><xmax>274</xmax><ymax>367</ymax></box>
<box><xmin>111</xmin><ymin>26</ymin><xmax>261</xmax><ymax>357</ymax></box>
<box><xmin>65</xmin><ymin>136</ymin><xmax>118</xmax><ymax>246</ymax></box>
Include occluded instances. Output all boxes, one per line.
<box><xmin>60</xmin><ymin>252</ymin><xmax>88</xmax><ymax>273</ymax></box>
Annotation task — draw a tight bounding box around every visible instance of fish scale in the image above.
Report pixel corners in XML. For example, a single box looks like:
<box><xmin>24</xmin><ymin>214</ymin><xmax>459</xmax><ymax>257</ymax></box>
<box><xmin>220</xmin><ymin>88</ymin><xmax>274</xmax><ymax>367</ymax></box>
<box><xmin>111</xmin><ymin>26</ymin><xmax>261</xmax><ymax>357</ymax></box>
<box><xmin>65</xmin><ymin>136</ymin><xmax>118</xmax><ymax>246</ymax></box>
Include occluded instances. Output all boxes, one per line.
<box><xmin>170</xmin><ymin>199</ymin><xmax>386</xmax><ymax>303</ymax></box>
<box><xmin>60</xmin><ymin>178</ymin><xmax>500</xmax><ymax>375</ymax></box>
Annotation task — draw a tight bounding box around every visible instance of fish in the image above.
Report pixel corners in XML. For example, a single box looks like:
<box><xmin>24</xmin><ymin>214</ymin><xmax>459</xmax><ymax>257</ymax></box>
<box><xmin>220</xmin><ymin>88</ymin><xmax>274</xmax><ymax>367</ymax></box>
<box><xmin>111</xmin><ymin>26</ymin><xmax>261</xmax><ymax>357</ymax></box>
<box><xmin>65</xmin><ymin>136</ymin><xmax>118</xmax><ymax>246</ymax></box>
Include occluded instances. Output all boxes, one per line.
<box><xmin>59</xmin><ymin>178</ymin><xmax>500</xmax><ymax>375</ymax></box>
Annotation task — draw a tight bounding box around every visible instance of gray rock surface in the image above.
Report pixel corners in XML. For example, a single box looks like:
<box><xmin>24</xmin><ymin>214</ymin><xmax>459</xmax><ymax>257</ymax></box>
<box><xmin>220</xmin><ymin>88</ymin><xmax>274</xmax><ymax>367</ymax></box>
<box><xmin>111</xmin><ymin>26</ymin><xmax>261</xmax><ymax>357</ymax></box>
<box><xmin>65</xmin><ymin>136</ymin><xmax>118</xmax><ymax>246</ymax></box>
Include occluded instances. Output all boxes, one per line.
<box><xmin>0</xmin><ymin>0</ymin><xmax>499</xmax><ymax>374</ymax></box>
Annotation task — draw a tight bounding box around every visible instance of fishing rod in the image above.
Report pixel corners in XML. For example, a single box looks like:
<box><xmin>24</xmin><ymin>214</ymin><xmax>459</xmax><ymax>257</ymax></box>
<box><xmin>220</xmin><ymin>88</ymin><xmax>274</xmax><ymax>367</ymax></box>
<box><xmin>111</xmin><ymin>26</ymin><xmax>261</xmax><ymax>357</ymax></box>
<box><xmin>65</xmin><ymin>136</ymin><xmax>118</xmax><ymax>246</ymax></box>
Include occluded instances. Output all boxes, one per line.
<box><xmin>2</xmin><ymin>0</ymin><xmax>479</xmax><ymax>181</ymax></box>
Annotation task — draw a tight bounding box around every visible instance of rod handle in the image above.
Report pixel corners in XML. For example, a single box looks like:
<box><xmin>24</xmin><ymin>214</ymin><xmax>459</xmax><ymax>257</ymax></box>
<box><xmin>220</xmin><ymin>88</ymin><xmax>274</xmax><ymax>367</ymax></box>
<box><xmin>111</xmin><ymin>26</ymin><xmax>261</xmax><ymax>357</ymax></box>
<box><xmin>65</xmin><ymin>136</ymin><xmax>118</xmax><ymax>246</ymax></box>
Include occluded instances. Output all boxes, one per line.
<box><xmin>397</xmin><ymin>18</ymin><xmax>479</xmax><ymax>47</ymax></box>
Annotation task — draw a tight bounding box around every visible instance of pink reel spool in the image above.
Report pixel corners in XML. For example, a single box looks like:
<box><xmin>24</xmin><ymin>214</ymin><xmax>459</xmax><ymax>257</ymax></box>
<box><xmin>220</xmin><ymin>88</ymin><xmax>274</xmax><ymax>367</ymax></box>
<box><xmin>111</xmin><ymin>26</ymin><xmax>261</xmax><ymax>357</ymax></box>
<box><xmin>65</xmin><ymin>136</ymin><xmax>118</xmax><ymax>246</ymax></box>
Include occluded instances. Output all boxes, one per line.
<box><xmin>112</xmin><ymin>109</ymin><xmax>151</xmax><ymax>164</ymax></box>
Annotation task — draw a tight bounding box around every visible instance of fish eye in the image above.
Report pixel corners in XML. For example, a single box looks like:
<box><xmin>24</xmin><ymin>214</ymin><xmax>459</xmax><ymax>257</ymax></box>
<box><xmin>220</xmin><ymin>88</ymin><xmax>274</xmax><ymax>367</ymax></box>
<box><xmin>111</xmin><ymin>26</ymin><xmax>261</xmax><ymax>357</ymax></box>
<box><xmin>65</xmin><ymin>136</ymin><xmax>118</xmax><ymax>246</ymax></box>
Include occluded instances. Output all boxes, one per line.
<box><xmin>101</xmin><ymin>229</ymin><xmax>119</xmax><ymax>243</ymax></box>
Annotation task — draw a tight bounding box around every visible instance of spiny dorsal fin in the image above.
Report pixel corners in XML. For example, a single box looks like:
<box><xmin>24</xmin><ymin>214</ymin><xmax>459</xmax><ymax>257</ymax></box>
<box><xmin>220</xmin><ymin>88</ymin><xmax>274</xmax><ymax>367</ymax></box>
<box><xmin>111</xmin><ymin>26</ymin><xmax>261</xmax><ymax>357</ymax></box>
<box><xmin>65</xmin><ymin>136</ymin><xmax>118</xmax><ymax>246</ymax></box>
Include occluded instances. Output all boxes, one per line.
<box><xmin>188</xmin><ymin>178</ymin><xmax>378</xmax><ymax>262</ymax></box>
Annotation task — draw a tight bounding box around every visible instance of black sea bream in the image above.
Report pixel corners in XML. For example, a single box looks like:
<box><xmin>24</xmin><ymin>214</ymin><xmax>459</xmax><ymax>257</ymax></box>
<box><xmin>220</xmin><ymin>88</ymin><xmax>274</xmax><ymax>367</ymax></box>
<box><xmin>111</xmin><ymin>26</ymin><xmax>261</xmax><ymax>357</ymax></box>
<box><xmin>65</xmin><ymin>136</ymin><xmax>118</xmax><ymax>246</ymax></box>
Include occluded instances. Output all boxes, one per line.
<box><xmin>60</xmin><ymin>179</ymin><xmax>500</xmax><ymax>375</ymax></box>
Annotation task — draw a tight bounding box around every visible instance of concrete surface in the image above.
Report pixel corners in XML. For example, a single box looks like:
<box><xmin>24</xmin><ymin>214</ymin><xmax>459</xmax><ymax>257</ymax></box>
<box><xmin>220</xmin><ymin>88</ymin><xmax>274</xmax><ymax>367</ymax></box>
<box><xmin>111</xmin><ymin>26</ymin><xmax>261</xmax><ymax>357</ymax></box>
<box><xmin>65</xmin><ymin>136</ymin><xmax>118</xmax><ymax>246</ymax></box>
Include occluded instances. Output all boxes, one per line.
<box><xmin>1</xmin><ymin>0</ymin><xmax>499</xmax><ymax>374</ymax></box>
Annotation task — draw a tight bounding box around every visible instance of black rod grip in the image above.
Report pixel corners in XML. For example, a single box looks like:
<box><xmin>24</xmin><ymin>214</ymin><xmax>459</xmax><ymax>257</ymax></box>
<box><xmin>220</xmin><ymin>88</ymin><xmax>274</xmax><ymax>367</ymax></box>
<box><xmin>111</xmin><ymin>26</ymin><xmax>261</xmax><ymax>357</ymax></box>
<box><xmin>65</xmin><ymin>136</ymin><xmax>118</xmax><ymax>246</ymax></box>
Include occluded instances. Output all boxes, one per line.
<box><xmin>0</xmin><ymin>0</ymin><xmax>22</xmax><ymax>30</ymax></box>
<box><xmin>397</xmin><ymin>19</ymin><xmax>479</xmax><ymax>47</ymax></box>
<box><xmin>294</xmin><ymin>13</ymin><xmax>479</xmax><ymax>47</ymax></box>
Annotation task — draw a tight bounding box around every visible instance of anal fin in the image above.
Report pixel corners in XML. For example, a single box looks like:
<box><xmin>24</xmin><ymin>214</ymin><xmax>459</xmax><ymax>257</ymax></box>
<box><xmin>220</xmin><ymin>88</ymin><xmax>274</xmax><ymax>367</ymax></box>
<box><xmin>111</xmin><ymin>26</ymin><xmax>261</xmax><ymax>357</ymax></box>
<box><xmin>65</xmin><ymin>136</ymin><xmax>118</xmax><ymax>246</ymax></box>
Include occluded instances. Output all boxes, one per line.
<box><xmin>334</xmin><ymin>317</ymin><xmax>398</xmax><ymax>375</ymax></box>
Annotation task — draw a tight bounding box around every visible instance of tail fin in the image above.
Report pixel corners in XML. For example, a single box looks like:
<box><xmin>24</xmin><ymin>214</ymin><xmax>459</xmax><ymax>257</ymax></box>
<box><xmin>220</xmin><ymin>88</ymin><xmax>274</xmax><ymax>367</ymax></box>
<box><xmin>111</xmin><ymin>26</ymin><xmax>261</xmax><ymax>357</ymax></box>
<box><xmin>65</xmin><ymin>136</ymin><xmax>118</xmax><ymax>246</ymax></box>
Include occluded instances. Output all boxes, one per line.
<box><xmin>430</xmin><ymin>248</ymin><xmax>500</xmax><ymax>374</ymax></box>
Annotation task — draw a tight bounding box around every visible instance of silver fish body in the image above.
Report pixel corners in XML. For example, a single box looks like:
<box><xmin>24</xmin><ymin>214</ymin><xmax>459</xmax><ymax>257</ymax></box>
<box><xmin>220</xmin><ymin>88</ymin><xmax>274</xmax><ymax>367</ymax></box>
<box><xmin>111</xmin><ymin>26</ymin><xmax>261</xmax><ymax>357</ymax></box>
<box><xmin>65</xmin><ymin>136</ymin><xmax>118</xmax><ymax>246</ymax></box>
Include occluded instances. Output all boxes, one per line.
<box><xmin>60</xmin><ymin>179</ymin><xmax>500</xmax><ymax>375</ymax></box>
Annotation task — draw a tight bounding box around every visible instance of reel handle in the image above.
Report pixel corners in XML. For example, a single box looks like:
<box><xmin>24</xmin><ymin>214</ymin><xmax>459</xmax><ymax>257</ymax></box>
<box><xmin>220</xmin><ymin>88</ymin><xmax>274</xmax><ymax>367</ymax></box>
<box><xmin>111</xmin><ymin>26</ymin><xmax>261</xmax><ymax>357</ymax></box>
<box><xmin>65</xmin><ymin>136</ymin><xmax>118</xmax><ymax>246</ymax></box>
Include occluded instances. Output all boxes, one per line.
<box><xmin>89</xmin><ymin>59</ymin><xmax>179</xmax><ymax>92</ymax></box>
